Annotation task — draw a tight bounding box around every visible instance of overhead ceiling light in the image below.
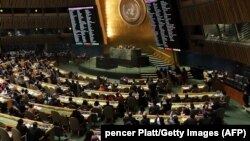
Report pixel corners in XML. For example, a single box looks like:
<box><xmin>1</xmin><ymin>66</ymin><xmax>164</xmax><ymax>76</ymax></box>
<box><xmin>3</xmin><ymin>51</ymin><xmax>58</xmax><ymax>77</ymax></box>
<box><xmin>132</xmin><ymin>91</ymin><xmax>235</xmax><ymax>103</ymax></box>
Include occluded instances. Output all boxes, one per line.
<box><xmin>0</xmin><ymin>9</ymin><xmax>3</xmax><ymax>13</ymax></box>
<box><xmin>69</xmin><ymin>27</ymin><xmax>72</xmax><ymax>30</ymax></box>
<box><xmin>35</xmin><ymin>9</ymin><xmax>38</xmax><ymax>13</ymax></box>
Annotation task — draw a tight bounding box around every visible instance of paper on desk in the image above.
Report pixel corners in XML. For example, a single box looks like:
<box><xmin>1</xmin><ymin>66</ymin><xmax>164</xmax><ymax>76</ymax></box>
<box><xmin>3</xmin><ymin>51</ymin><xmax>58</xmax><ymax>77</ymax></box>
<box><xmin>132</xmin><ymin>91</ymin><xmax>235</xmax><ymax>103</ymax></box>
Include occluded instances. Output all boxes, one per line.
<box><xmin>34</xmin><ymin>106</ymin><xmax>42</xmax><ymax>110</ymax></box>
<box><xmin>82</xmin><ymin>114</ymin><xmax>90</xmax><ymax>119</ymax></box>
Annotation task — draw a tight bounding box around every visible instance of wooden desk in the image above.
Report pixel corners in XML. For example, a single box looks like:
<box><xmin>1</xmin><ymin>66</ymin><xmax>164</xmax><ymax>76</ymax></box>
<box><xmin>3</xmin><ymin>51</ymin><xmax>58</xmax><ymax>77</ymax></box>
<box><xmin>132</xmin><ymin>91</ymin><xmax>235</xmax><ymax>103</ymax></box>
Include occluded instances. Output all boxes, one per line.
<box><xmin>0</xmin><ymin>113</ymin><xmax>54</xmax><ymax>141</ymax></box>
<box><xmin>31</xmin><ymin>103</ymin><xmax>91</xmax><ymax>119</ymax></box>
<box><xmin>129</xmin><ymin>114</ymin><xmax>202</xmax><ymax>124</ymax></box>
<box><xmin>171</xmin><ymin>102</ymin><xmax>205</xmax><ymax>109</ymax></box>
<box><xmin>163</xmin><ymin>92</ymin><xmax>219</xmax><ymax>99</ymax></box>
<box><xmin>126</xmin><ymin>78</ymin><xmax>158</xmax><ymax>85</ymax></box>
<box><xmin>84</xmin><ymin>90</ymin><xmax>129</xmax><ymax>98</ymax></box>
<box><xmin>117</xmin><ymin>84</ymin><xmax>149</xmax><ymax>91</ymax></box>
<box><xmin>58</xmin><ymin>96</ymin><xmax>119</xmax><ymax>108</ymax></box>
<box><xmin>149</xmin><ymin>102</ymin><xmax>205</xmax><ymax>109</ymax></box>
<box><xmin>0</xmin><ymin>95</ymin><xmax>13</xmax><ymax>108</ymax></box>
<box><xmin>179</xmin><ymin>92</ymin><xmax>219</xmax><ymax>98</ymax></box>
<box><xmin>181</xmin><ymin>84</ymin><xmax>206</xmax><ymax>93</ymax></box>
<box><xmin>9</xmin><ymin>84</ymin><xmax>43</xmax><ymax>100</ymax></box>
<box><xmin>213</xmin><ymin>80</ymin><xmax>244</xmax><ymax>105</ymax></box>
<box><xmin>41</xmin><ymin>82</ymin><xmax>69</xmax><ymax>92</ymax></box>
<box><xmin>1</xmin><ymin>78</ymin><xmax>43</xmax><ymax>99</ymax></box>
<box><xmin>59</xmin><ymin>77</ymin><xmax>89</xmax><ymax>87</ymax></box>
<box><xmin>55</xmin><ymin>68</ymin><xmax>97</xmax><ymax>80</ymax></box>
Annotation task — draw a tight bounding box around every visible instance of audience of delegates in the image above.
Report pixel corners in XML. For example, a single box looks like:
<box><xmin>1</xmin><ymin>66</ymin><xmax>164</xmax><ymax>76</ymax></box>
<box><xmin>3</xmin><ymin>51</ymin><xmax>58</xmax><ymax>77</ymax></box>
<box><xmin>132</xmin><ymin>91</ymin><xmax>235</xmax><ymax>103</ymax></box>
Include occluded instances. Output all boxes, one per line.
<box><xmin>0</xmin><ymin>50</ymin><xmax>235</xmax><ymax>141</ymax></box>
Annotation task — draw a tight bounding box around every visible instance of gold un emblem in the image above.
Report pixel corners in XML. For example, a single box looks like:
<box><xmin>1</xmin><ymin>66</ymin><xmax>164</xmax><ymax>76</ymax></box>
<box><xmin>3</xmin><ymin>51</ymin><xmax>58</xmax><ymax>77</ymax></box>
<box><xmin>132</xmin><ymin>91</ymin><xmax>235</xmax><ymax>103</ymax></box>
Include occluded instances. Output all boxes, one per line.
<box><xmin>119</xmin><ymin>0</ymin><xmax>147</xmax><ymax>25</ymax></box>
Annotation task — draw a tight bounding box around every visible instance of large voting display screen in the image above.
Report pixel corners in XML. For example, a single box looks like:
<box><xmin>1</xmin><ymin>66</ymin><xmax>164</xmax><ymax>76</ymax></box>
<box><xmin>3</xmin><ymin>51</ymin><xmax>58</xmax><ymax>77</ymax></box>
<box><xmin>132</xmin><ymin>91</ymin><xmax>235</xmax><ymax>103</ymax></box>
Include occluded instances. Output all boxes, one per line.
<box><xmin>145</xmin><ymin>0</ymin><xmax>182</xmax><ymax>51</ymax></box>
<box><xmin>69</xmin><ymin>6</ymin><xmax>103</xmax><ymax>46</ymax></box>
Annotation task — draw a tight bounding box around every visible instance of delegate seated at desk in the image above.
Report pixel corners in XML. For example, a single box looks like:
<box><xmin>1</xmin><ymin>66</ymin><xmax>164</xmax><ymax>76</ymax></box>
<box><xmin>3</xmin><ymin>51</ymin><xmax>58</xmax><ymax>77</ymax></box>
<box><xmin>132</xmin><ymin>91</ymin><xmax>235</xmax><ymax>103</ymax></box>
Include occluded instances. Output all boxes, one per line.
<box><xmin>16</xmin><ymin>118</ymin><xmax>28</xmax><ymax>136</ymax></box>
<box><xmin>27</xmin><ymin>122</ymin><xmax>45</xmax><ymax>141</ymax></box>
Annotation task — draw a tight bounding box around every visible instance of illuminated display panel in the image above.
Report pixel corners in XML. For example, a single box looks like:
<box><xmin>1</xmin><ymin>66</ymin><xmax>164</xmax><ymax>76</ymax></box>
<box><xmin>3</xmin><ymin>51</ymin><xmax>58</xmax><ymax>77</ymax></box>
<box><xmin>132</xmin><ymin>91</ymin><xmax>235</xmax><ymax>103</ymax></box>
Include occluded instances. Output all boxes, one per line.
<box><xmin>69</xmin><ymin>6</ymin><xmax>103</xmax><ymax>46</ymax></box>
<box><xmin>145</xmin><ymin>0</ymin><xmax>181</xmax><ymax>51</ymax></box>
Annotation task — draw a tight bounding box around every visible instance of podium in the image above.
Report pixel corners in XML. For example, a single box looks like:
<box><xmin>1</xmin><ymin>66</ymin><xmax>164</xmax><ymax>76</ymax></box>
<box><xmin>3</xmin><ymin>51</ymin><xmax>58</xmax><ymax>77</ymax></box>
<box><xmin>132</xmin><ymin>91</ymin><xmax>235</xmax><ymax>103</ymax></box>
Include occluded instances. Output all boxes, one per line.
<box><xmin>109</xmin><ymin>47</ymin><xmax>149</xmax><ymax>67</ymax></box>
<box><xmin>138</xmin><ymin>55</ymin><xmax>150</xmax><ymax>67</ymax></box>
<box><xmin>96</xmin><ymin>56</ymin><xmax>117</xmax><ymax>69</ymax></box>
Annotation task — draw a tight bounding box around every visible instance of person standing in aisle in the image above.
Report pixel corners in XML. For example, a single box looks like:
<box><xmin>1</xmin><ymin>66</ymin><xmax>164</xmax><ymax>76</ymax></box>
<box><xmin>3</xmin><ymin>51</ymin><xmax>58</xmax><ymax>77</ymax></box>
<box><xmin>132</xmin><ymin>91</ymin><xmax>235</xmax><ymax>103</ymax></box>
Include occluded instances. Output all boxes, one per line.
<box><xmin>243</xmin><ymin>79</ymin><xmax>250</xmax><ymax>107</ymax></box>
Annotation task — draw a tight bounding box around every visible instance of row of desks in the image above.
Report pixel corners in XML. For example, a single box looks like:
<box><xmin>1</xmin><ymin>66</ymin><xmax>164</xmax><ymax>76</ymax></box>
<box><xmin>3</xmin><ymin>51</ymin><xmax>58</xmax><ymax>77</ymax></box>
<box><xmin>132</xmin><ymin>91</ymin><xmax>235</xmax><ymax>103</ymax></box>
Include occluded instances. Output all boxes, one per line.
<box><xmin>0</xmin><ymin>92</ymin><xmax>210</xmax><ymax>113</ymax></box>
<box><xmin>31</xmin><ymin>102</ymin><xmax>91</xmax><ymax>119</ymax></box>
<box><xmin>2</xmin><ymin>77</ymin><xmax>220</xmax><ymax>107</ymax></box>
<box><xmin>0</xmin><ymin>113</ymin><xmax>54</xmax><ymax>140</ymax></box>
<box><xmin>128</xmin><ymin>114</ymin><xmax>203</xmax><ymax>124</ymax></box>
<box><xmin>13</xmin><ymin>72</ymin><xmax>150</xmax><ymax>93</ymax></box>
<box><xmin>2</xmin><ymin>82</ymin><xmax>219</xmax><ymax>110</ymax></box>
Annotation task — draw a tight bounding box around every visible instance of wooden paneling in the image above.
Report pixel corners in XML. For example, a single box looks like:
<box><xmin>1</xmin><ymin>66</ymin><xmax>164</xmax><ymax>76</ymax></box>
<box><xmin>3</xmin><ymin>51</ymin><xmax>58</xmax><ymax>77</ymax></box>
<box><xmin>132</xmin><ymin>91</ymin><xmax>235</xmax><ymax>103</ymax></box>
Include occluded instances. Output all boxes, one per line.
<box><xmin>189</xmin><ymin>40</ymin><xmax>250</xmax><ymax>65</ymax></box>
<box><xmin>0</xmin><ymin>0</ymin><xmax>86</xmax><ymax>8</ymax></box>
<box><xmin>180</xmin><ymin>0</ymin><xmax>194</xmax><ymax>7</ymax></box>
<box><xmin>213</xmin><ymin>80</ymin><xmax>244</xmax><ymax>105</ymax></box>
<box><xmin>0</xmin><ymin>14</ymin><xmax>71</xmax><ymax>28</ymax></box>
<box><xmin>180</xmin><ymin>0</ymin><xmax>250</xmax><ymax>25</ymax></box>
<box><xmin>0</xmin><ymin>34</ymin><xmax>74</xmax><ymax>45</ymax></box>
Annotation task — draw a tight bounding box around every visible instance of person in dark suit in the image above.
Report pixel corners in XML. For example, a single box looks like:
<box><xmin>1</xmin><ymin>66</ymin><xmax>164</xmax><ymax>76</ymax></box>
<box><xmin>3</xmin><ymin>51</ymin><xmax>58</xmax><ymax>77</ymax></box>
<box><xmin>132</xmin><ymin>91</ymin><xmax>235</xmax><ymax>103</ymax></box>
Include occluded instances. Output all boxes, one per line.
<box><xmin>198</xmin><ymin>112</ymin><xmax>211</xmax><ymax>125</ymax></box>
<box><xmin>70</xmin><ymin>110</ymin><xmax>86</xmax><ymax>126</ymax></box>
<box><xmin>67</xmin><ymin>97</ymin><xmax>78</xmax><ymax>109</ymax></box>
<box><xmin>123</xmin><ymin>112</ymin><xmax>136</xmax><ymax>125</ymax></box>
<box><xmin>103</xmin><ymin>101</ymin><xmax>114</xmax><ymax>110</ymax></box>
<box><xmin>183</xmin><ymin>113</ymin><xmax>197</xmax><ymax>125</ymax></box>
<box><xmin>162</xmin><ymin>99</ymin><xmax>172</xmax><ymax>114</ymax></box>
<box><xmin>154</xmin><ymin>116</ymin><xmax>165</xmax><ymax>125</ymax></box>
<box><xmin>16</xmin><ymin>119</ymin><xmax>28</xmax><ymax>136</ymax></box>
<box><xmin>149</xmin><ymin>101</ymin><xmax>160</xmax><ymax>115</ymax></box>
<box><xmin>27</xmin><ymin>122</ymin><xmax>44</xmax><ymax>141</ymax></box>
<box><xmin>181</xmin><ymin>68</ymin><xmax>188</xmax><ymax>85</ymax></box>
<box><xmin>0</xmin><ymin>101</ymin><xmax>8</xmax><ymax>113</ymax></box>
<box><xmin>243</xmin><ymin>79</ymin><xmax>250</xmax><ymax>107</ymax></box>
<box><xmin>140</xmin><ymin>113</ymin><xmax>150</xmax><ymax>125</ymax></box>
